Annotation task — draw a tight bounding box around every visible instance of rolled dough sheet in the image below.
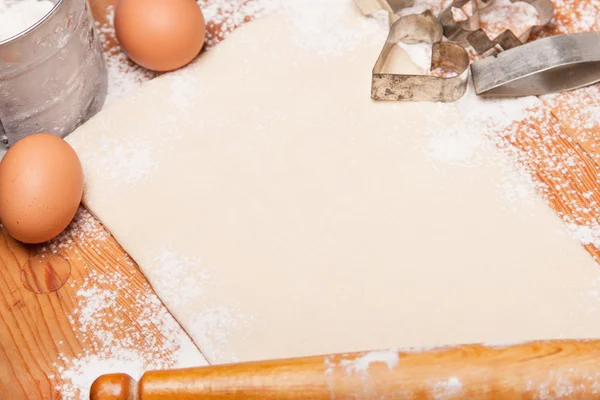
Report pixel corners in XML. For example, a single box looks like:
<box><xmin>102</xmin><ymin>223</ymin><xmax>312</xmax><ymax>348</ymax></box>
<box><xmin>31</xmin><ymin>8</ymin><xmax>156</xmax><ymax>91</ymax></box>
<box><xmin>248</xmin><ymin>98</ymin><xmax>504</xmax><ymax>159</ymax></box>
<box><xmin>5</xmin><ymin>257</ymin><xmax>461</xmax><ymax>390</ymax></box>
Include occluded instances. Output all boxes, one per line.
<box><xmin>67</xmin><ymin>2</ymin><xmax>600</xmax><ymax>364</ymax></box>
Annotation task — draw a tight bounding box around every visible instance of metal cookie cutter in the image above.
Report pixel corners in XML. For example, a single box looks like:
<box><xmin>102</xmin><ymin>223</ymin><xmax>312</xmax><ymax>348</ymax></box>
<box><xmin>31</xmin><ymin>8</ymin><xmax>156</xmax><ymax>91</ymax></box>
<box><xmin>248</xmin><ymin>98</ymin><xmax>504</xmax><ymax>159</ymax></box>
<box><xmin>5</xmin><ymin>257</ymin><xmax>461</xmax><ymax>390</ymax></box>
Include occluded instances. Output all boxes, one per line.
<box><xmin>471</xmin><ymin>32</ymin><xmax>600</xmax><ymax>97</ymax></box>
<box><xmin>370</xmin><ymin>11</ymin><xmax>470</xmax><ymax>102</ymax></box>
<box><xmin>355</xmin><ymin>0</ymin><xmax>415</xmax><ymax>25</ymax></box>
<box><xmin>440</xmin><ymin>0</ymin><xmax>554</xmax><ymax>54</ymax></box>
<box><xmin>439</xmin><ymin>0</ymin><xmax>484</xmax><ymax>44</ymax></box>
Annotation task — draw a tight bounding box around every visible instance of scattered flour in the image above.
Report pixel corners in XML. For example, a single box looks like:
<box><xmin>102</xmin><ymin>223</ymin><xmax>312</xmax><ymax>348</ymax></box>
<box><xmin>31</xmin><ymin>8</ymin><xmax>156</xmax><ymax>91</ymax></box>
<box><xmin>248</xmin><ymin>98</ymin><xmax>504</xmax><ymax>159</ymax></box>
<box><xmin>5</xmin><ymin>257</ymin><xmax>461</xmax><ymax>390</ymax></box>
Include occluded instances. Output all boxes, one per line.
<box><xmin>576</xmin><ymin>274</ymin><xmax>600</xmax><ymax>317</ymax></box>
<box><xmin>431</xmin><ymin>376</ymin><xmax>463</xmax><ymax>399</ymax></box>
<box><xmin>398</xmin><ymin>42</ymin><xmax>433</xmax><ymax>71</ymax></box>
<box><xmin>55</xmin><ymin>269</ymin><xmax>206</xmax><ymax>399</ymax></box>
<box><xmin>33</xmin><ymin>208</ymin><xmax>206</xmax><ymax>399</ymax></box>
<box><xmin>200</xmin><ymin>0</ymin><xmax>274</xmax><ymax>47</ymax></box>
<box><xmin>150</xmin><ymin>247</ymin><xmax>252</xmax><ymax>362</ymax></box>
<box><xmin>95</xmin><ymin>5</ymin><xmax>157</xmax><ymax>107</ymax></box>
<box><xmin>95</xmin><ymin>0</ymin><xmax>552</xmax><ymax>214</ymax></box>
<box><xmin>190</xmin><ymin>305</ymin><xmax>253</xmax><ymax>362</ymax></box>
<box><xmin>0</xmin><ymin>0</ymin><xmax>54</xmax><ymax>42</ymax></box>
<box><xmin>277</xmin><ymin>0</ymin><xmax>387</xmax><ymax>56</ymax></box>
<box><xmin>567</xmin><ymin>222</ymin><xmax>600</xmax><ymax>248</ymax></box>
<box><xmin>382</xmin><ymin>3</ymin><xmax>544</xmax><ymax>177</ymax></box>
<box><xmin>417</xmin><ymin>82</ymin><xmax>543</xmax><ymax>213</ymax></box>
<box><xmin>86</xmin><ymin>0</ymin><xmax>600</xmax><ymax>366</ymax></box>
<box><xmin>542</xmin><ymin>0</ymin><xmax>600</xmax><ymax>34</ymax></box>
<box><xmin>481</xmin><ymin>339</ymin><xmax>529</xmax><ymax>349</ymax></box>
<box><xmin>340</xmin><ymin>350</ymin><xmax>400</xmax><ymax>373</ymax></box>
<box><xmin>478</xmin><ymin>0</ymin><xmax>540</xmax><ymax>38</ymax></box>
<box><xmin>91</xmin><ymin>135</ymin><xmax>159</xmax><ymax>185</ymax></box>
<box><xmin>151</xmin><ymin>248</ymin><xmax>212</xmax><ymax>308</ymax></box>
<box><xmin>36</xmin><ymin>0</ymin><xmax>600</xmax><ymax>397</ymax></box>
<box><xmin>524</xmin><ymin>370</ymin><xmax>600</xmax><ymax>399</ymax></box>
<box><xmin>97</xmin><ymin>0</ymin><xmax>271</xmax><ymax>107</ymax></box>
<box><xmin>386</xmin><ymin>0</ymin><xmax>600</xmax><ymax>224</ymax></box>
<box><xmin>80</xmin><ymin>0</ymin><xmax>273</xmax><ymax>189</ymax></box>
<box><xmin>41</xmin><ymin>207</ymin><xmax>109</xmax><ymax>254</ymax></box>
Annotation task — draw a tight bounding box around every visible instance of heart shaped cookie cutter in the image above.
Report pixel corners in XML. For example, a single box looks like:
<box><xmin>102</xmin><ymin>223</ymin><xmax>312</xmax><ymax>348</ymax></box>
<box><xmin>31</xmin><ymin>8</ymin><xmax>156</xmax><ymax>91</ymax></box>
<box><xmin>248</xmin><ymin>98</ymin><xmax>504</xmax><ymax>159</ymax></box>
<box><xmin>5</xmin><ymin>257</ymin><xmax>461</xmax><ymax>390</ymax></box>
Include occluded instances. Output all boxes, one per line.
<box><xmin>369</xmin><ymin>10</ymin><xmax>470</xmax><ymax>102</ymax></box>
<box><xmin>354</xmin><ymin>0</ymin><xmax>415</xmax><ymax>25</ymax></box>
<box><xmin>439</xmin><ymin>0</ymin><xmax>554</xmax><ymax>54</ymax></box>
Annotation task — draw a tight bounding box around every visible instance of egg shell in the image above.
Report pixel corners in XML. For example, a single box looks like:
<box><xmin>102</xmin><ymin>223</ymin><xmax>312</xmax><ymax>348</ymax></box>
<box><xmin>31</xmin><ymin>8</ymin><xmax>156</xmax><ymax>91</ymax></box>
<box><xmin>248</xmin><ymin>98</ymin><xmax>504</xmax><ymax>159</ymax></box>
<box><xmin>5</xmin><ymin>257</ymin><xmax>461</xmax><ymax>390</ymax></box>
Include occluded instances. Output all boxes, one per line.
<box><xmin>114</xmin><ymin>0</ymin><xmax>206</xmax><ymax>72</ymax></box>
<box><xmin>0</xmin><ymin>133</ymin><xmax>83</xmax><ymax>244</ymax></box>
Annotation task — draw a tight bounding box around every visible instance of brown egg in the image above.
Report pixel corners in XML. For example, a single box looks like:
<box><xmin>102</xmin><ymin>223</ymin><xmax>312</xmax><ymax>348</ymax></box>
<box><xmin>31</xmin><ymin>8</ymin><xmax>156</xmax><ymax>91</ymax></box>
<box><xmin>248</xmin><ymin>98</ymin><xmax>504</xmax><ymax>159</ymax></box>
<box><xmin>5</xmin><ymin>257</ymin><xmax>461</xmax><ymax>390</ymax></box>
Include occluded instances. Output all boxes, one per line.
<box><xmin>0</xmin><ymin>133</ymin><xmax>83</xmax><ymax>244</ymax></box>
<box><xmin>114</xmin><ymin>0</ymin><xmax>206</xmax><ymax>72</ymax></box>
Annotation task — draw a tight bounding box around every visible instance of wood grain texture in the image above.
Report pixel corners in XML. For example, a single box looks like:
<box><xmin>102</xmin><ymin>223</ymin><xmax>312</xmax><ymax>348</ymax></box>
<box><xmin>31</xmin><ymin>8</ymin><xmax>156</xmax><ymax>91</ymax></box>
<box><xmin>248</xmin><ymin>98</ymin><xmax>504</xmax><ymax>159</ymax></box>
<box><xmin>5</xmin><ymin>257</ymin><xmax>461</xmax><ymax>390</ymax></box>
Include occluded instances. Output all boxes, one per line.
<box><xmin>92</xmin><ymin>340</ymin><xmax>600</xmax><ymax>400</ymax></box>
<box><xmin>0</xmin><ymin>209</ymin><xmax>193</xmax><ymax>400</ymax></box>
<box><xmin>2</xmin><ymin>0</ymin><xmax>600</xmax><ymax>399</ymax></box>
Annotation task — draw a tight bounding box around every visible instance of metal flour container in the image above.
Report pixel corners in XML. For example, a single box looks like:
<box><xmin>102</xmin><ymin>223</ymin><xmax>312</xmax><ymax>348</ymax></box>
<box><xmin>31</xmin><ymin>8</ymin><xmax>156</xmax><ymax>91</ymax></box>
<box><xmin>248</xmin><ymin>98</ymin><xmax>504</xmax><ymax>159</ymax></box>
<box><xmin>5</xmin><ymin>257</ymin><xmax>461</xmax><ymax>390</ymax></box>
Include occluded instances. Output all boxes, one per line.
<box><xmin>0</xmin><ymin>0</ymin><xmax>107</xmax><ymax>146</ymax></box>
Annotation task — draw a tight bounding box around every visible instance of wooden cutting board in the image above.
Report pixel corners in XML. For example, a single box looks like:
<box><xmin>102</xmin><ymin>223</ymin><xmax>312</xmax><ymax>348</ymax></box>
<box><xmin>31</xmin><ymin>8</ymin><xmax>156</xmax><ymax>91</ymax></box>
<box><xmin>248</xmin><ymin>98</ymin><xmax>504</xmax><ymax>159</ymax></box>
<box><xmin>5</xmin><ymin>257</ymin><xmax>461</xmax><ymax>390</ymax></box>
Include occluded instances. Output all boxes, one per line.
<box><xmin>2</xmin><ymin>0</ymin><xmax>600</xmax><ymax>399</ymax></box>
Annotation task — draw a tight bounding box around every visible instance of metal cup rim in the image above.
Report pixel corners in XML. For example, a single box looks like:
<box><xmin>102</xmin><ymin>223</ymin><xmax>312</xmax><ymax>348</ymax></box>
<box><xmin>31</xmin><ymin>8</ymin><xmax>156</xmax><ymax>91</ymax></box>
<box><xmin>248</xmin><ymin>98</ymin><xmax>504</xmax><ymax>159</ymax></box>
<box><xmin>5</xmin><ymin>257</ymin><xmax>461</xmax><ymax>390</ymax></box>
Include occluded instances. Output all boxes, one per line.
<box><xmin>0</xmin><ymin>0</ymin><xmax>65</xmax><ymax>47</ymax></box>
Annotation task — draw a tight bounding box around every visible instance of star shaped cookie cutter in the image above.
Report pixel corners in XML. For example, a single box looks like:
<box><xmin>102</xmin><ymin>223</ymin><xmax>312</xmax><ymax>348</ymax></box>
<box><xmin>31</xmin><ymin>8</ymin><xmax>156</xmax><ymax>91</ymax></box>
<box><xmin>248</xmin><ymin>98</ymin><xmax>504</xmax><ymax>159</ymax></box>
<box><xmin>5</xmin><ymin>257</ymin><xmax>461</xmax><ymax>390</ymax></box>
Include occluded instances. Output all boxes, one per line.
<box><xmin>439</xmin><ymin>0</ymin><xmax>554</xmax><ymax>54</ymax></box>
<box><xmin>368</xmin><ymin>10</ymin><xmax>470</xmax><ymax>102</ymax></box>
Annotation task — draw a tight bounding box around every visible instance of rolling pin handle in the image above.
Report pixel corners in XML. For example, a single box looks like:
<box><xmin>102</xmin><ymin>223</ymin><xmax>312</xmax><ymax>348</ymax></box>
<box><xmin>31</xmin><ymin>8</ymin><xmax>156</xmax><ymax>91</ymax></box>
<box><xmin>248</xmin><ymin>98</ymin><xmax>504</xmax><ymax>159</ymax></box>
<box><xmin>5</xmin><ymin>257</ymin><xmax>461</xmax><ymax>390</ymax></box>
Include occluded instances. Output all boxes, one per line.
<box><xmin>90</xmin><ymin>373</ymin><xmax>138</xmax><ymax>400</ymax></box>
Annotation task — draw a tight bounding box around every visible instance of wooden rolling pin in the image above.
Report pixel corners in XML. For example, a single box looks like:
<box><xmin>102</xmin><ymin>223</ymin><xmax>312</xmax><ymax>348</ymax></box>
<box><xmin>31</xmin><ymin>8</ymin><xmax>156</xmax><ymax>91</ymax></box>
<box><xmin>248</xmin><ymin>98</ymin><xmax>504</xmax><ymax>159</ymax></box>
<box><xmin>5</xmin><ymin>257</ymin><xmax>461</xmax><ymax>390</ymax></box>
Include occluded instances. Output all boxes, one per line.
<box><xmin>90</xmin><ymin>340</ymin><xmax>600</xmax><ymax>399</ymax></box>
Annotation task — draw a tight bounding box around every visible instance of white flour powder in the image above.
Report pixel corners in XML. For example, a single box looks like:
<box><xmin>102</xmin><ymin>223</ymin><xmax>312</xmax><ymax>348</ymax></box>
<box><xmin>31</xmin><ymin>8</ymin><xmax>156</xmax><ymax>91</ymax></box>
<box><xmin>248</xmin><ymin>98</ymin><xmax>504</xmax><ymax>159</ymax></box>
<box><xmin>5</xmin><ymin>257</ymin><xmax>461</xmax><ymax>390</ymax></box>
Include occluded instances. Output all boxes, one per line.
<box><xmin>39</xmin><ymin>0</ymin><xmax>600</xmax><ymax>397</ymax></box>
<box><xmin>56</xmin><ymin>269</ymin><xmax>206</xmax><ymax>399</ymax></box>
<box><xmin>340</xmin><ymin>350</ymin><xmax>400</xmax><ymax>373</ymax></box>
<box><xmin>0</xmin><ymin>0</ymin><xmax>54</xmax><ymax>42</ymax></box>
<box><xmin>568</xmin><ymin>223</ymin><xmax>600</xmax><ymax>248</ymax></box>
<box><xmin>151</xmin><ymin>247</ymin><xmax>252</xmax><ymax>362</ymax></box>
<box><xmin>431</xmin><ymin>377</ymin><xmax>464</xmax><ymax>399</ymax></box>
<box><xmin>35</xmin><ymin>209</ymin><xmax>206</xmax><ymax>399</ymax></box>
<box><xmin>97</xmin><ymin>0</ymin><xmax>272</xmax><ymax>107</ymax></box>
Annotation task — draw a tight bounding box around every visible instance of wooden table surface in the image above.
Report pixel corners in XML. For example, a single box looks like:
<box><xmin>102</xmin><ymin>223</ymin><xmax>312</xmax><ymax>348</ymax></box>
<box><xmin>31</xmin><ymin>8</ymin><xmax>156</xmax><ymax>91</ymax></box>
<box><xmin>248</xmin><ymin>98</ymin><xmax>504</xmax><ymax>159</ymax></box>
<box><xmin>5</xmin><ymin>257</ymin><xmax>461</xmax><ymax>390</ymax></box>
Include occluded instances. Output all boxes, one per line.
<box><xmin>2</xmin><ymin>0</ymin><xmax>600</xmax><ymax>398</ymax></box>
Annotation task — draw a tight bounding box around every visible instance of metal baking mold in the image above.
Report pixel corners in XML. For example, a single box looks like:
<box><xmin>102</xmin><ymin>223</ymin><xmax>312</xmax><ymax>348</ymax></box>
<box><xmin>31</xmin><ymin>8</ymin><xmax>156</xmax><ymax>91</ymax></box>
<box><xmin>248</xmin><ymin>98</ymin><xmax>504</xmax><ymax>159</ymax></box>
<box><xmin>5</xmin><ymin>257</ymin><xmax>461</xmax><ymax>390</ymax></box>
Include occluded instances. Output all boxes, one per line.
<box><xmin>371</xmin><ymin>11</ymin><xmax>470</xmax><ymax>102</ymax></box>
<box><xmin>471</xmin><ymin>32</ymin><xmax>600</xmax><ymax>97</ymax></box>
<box><xmin>355</xmin><ymin>0</ymin><xmax>415</xmax><ymax>25</ymax></box>
<box><xmin>439</xmin><ymin>0</ymin><xmax>484</xmax><ymax>44</ymax></box>
<box><xmin>439</xmin><ymin>0</ymin><xmax>554</xmax><ymax>54</ymax></box>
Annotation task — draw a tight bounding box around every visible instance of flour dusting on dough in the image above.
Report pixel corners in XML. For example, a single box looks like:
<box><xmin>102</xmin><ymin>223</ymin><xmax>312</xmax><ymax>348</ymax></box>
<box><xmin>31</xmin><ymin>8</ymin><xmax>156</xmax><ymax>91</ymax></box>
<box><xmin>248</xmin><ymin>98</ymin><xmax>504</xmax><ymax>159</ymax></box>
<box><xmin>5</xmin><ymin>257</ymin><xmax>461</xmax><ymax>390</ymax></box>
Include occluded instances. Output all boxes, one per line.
<box><xmin>55</xmin><ymin>268</ymin><xmax>205</xmax><ymax>399</ymax></box>
<box><xmin>277</xmin><ymin>0</ymin><xmax>387</xmax><ymax>56</ymax></box>
<box><xmin>67</xmin><ymin>0</ymin><xmax>600</xmax><ymax>372</ymax></box>
<box><xmin>200</xmin><ymin>0</ymin><xmax>273</xmax><ymax>47</ymax></box>
<box><xmin>150</xmin><ymin>247</ymin><xmax>253</xmax><ymax>363</ymax></box>
<box><xmin>390</xmin><ymin>5</ymin><xmax>545</xmax><ymax>213</ymax></box>
<box><xmin>494</xmin><ymin>162</ymin><xmax>540</xmax><ymax>212</ymax></box>
<box><xmin>152</xmin><ymin>248</ymin><xmax>213</xmax><ymax>307</ymax></box>
<box><xmin>190</xmin><ymin>305</ymin><xmax>254</xmax><ymax>363</ymax></box>
<box><xmin>97</xmin><ymin>1</ymin><xmax>270</xmax><ymax>107</ymax></box>
<box><xmin>575</xmin><ymin>274</ymin><xmax>600</xmax><ymax>318</ymax></box>
<box><xmin>422</xmin><ymin>85</ymin><xmax>540</xmax><ymax>167</ymax></box>
<box><xmin>567</xmin><ymin>222</ymin><xmax>600</xmax><ymax>248</ymax></box>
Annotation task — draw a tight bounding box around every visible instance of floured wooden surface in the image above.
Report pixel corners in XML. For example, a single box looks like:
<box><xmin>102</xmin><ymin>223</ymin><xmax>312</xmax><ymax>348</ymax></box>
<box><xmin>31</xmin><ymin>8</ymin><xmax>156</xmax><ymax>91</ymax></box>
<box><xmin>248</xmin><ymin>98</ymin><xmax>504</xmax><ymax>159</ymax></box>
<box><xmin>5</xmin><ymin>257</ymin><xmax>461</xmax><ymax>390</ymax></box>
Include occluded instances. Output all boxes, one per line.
<box><xmin>68</xmin><ymin>0</ymin><xmax>600</xmax><ymax>367</ymax></box>
<box><xmin>0</xmin><ymin>210</ymin><xmax>206</xmax><ymax>400</ymax></box>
